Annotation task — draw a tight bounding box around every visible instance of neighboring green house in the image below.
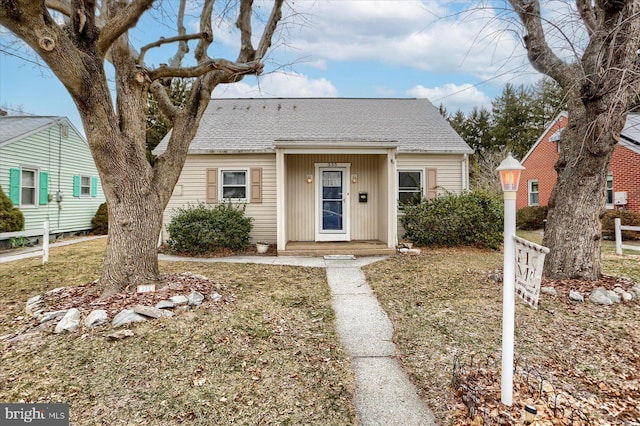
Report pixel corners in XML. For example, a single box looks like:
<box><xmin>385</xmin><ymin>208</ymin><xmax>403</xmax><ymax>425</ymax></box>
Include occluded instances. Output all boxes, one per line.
<box><xmin>0</xmin><ymin>116</ymin><xmax>105</xmax><ymax>234</ymax></box>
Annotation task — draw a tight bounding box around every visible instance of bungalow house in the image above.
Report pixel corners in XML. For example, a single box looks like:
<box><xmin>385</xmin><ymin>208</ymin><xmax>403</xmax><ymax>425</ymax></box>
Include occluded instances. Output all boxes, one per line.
<box><xmin>0</xmin><ymin>116</ymin><xmax>105</xmax><ymax>234</ymax></box>
<box><xmin>516</xmin><ymin>111</ymin><xmax>640</xmax><ymax>213</ymax></box>
<box><xmin>155</xmin><ymin>98</ymin><xmax>473</xmax><ymax>254</ymax></box>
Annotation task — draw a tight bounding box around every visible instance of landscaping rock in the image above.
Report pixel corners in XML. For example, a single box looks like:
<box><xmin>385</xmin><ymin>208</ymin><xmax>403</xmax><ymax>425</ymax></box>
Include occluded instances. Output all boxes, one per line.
<box><xmin>540</xmin><ymin>287</ymin><xmax>557</xmax><ymax>297</ymax></box>
<box><xmin>621</xmin><ymin>291</ymin><xmax>634</xmax><ymax>303</ymax></box>
<box><xmin>84</xmin><ymin>310</ymin><xmax>108</xmax><ymax>327</ymax></box>
<box><xmin>39</xmin><ymin>310</ymin><xmax>69</xmax><ymax>324</ymax></box>
<box><xmin>133</xmin><ymin>305</ymin><xmax>166</xmax><ymax>319</ymax></box>
<box><xmin>632</xmin><ymin>284</ymin><xmax>640</xmax><ymax>299</ymax></box>
<box><xmin>589</xmin><ymin>287</ymin><xmax>613</xmax><ymax>305</ymax></box>
<box><xmin>112</xmin><ymin>309</ymin><xmax>147</xmax><ymax>328</ymax></box>
<box><xmin>398</xmin><ymin>248</ymin><xmax>421</xmax><ymax>255</ymax></box>
<box><xmin>188</xmin><ymin>291</ymin><xmax>205</xmax><ymax>306</ymax></box>
<box><xmin>211</xmin><ymin>292</ymin><xmax>223</xmax><ymax>303</ymax></box>
<box><xmin>569</xmin><ymin>291</ymin><xmax>584</xmax><ymax>302</ymax></box>
<box><xmin>54</xmin><ymin>308</ymin><xmax>81</xmax><ymax>333</ymax></box>
<box><xmin>108</xmin><ymin>330</ymin><xmax>135</xmax><ymax>340</ymax></box>
<box><xmin>155</xmin><ymin>300</ymin><xmax>175</xmax><ymax>309</ymax></box>
<box><xmin>606</xmin><ymin>290</ymin><xmax>621</xmax><ymax>304</ymax></box>
<box><xmin>25</xmin><ymin>295</ymin><xmax>43</xmax><ymax>316</ymax></box>
<box><xmin>182</xmin><ymin>272</ymin><xmax>210</xmax><ymax>281</ymax></box>
<box><xmin>169</xmin><ymin>295</ymin><xmax>189</xmax><ymax>306</ymax></box>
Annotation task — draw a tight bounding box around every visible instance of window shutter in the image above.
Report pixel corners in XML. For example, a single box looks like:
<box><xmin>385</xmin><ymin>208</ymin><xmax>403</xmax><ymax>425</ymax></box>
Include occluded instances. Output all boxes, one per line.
<box><xmin>426</xmin><ymin>168</ymin><xmax>437</xmax><ymax>199</ymax></box>
<box><xmin>250</xmin><ymin>168</ymin><xmax>262</xmax><ymax>204</ymax></box>
<box><xmin>9</xmin><ymin>168</ymin><xmax>20</xmax><ymax>205</ymax></box>
<box><xmin>73</xmin><ymin>175</ymin><xmax>80</xmax><ymax>197</ymax></box>
<box><xmin>39</xmin><ymin>171</ymin><xmax>49</xmax><ymax>205</ymax></box>
<box><xmin>206</xmin><ymin>168</ymin><xmax>218</xmax><ymax>203</ymax></box>
<box><xmin>91</xmin><ymin>177</ymin><xmax>98</xmax><ymax>197</ymax></box>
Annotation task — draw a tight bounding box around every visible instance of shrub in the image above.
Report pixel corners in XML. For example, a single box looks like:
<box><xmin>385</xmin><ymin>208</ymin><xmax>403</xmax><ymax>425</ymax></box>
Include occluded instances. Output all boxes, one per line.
<box><xmin>91</xmin><ymin>202</ymin><xmax>109</xmax><ymax>235</ymax></box>
<box><xmin>401</xmin><ymin>190</ymin><xmax>503</xmax><ymax>249</ymax></box>
<box><xmin>601</xmin><ymin>209</ymin><xmax>640</xmax><ymax>240</ymax></box>
<box><xmin>166</xmin><ymin>202</ymin><xmax>253</xmax><ymax>254</ymax></box>
<box><xmin>0</xmin><ymin>185</ymin><xmax>24</xmax><ymax>233</ymax></box>
<box><xmin>516</xmin><ymin>206</ymin><xmax>548</xmax><ymax>230</ymax></box>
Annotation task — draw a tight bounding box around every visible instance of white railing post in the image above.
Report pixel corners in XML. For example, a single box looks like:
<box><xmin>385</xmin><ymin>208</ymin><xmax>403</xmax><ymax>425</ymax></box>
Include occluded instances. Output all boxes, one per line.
<box><xmin>614</xmin><ymin>218</ymin><xmax>622</xmax><ymax>255</ymax></box>
<box><xmin>43</xmin><ymin>220</ymin><xmax>50</xmax><ymax>264</ymax></box>
<box><xmin>501</xmin><ymin>191</ymin><xmax>516</xmax><ymax>406</ymax></box>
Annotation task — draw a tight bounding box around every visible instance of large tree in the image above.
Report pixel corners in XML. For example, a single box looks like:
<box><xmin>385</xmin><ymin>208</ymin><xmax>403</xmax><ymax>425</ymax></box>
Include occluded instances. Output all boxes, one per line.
<box><xmin>508</xmin><ymin>0</ymin><xmax>640</xmax><ymax>279</ymax></box>
<box><xmin>0</xmin><ymin>0</ymin><xmax>285</xmax><ymax>296</ymax></box>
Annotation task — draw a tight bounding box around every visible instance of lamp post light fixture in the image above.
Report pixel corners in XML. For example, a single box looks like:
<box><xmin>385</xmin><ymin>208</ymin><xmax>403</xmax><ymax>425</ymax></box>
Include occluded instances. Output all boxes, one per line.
<box><xmin>496</xmin><ymin>152</ymin><xmax>525</xmax><ymax>406</ymax></box>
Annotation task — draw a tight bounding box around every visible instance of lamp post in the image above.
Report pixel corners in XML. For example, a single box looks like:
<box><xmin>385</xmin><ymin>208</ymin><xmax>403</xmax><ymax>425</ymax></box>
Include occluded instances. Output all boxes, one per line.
<box><xmin>496</xmin><ymin>152</ymin><xmax>525</xmax><ymax>406</ymax></box>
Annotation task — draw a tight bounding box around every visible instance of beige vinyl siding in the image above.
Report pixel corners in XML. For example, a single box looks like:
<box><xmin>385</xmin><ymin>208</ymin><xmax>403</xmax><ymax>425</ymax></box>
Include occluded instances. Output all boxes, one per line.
<box><xmin>0</xmin><ymin>123</ymin><xmax>104</xmax><ymax>233</ymax></box>
<box><xmin>396</xmin><ymin>153</ymin><xmax>466</xmax><ymax>240</ymax></box>
<box><xmin>162</xmin><ymin>154</ymin><xmax>277</xmax><ymax>243</ymax></box>
<box><xmin>285</xmin><ymin>154</ymin><xmax>383</xmax><ymax>242</ymax></box>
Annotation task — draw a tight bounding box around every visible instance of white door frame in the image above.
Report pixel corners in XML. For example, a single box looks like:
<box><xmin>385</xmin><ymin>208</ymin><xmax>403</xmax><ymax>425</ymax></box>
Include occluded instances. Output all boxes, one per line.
<box><xmin>315</xmin><ymin>163</ymin><xmax>350</xmax><ymax>241</ymax></box>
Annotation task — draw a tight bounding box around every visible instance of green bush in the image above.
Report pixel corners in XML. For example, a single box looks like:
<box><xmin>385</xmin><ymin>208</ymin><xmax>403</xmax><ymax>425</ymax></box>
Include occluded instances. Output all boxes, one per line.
<box><xmin>91</xmin><ymin>202</ymin><xmax>109</xmax><ymax>235</ymax></box>
<box><xmin>401</xmin><ymin>190</ymin><xmax>503</xmax><ymax>249</ymax></box>
<box><xmin>601</xmin><ymin>209</ymin><xmax>640</xmax><ymax>240</ymax></box>
<box><xmin>166</xmin><ymin>202</ymin><xmax>253</xmax><ymax>254</ymax></box>
<box><xmin>0</xmin><ymin>185</ymin><xmax>24</xmax><ymax>233</ymax></box>
<box><xmin>516</xmin><ymin>205</ymin><xmax>548</xmax><ymax>230</ymax></box>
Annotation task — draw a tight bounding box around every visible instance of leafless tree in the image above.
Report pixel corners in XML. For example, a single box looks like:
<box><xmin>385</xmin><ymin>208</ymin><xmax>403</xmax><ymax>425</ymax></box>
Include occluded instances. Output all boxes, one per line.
<box><xmin>508</xmin><ymin>0</ymin><xmax>640</xmax><ymax>280</ymax></box>
<box><xmin>0</xmin><ymin>0</ymin><xmax>286</xmax><ymax>296</ymax></box>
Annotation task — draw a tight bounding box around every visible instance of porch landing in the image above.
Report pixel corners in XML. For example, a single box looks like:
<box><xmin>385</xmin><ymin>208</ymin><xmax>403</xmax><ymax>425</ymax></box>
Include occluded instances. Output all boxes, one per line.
<box><xmin>280</xmin><ymin>240</ymin><xmax>396</xmax><ymax>257</ymax></box>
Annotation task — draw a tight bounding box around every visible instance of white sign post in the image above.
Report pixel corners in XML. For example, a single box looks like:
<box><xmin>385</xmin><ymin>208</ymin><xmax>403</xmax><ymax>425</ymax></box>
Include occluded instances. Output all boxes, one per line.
<box><xmin>514</xmin><ymin>236</ymin><xmax>549</xmax><ymax>309</ymax></box>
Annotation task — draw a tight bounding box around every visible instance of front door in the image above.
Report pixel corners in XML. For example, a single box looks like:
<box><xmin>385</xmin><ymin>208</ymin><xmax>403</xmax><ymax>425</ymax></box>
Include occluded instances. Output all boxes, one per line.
<box><xmin>316</xmin><ymin>164</ymin><xmax>350</xmax><ymax>241</ymax></box>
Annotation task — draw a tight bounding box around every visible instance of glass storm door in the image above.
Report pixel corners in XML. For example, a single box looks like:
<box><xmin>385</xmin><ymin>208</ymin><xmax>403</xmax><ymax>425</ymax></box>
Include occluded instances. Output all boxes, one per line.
<box><xmin>316</xmin><ymin>166</ymin><xmax>350</xmax><ymax>241</ymax></box>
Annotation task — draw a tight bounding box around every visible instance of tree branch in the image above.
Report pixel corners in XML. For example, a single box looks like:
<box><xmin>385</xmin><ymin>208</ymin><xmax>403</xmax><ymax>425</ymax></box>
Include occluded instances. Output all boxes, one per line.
<box><xmin>508</xmin><ymin>0</ymin><xmax>574</xmax><ymax>89</ymax></box>
<box><xmin>148</xmin><ymin>58</ymin><xmax>263</xmax><ymax>82</ymax></box>
<box><xmin>168</xmin><ymin>0</ymin><xmax>189</xmax><ymax>68</ymax></box>
<box><xmin>139</xmin><ymin>33</ymin><xmax>203</xmax><ymax>65</ymax></box>
<box><xmin>576</xmin><ymin>0</ymin><xmax>597</xmax><ymax>36</ymax></box>
<box><xmin>97</xmin><ymin>0</ymin><xmax>154</xmax><ymax>57</ymax></box>
<box><xmin>255</xmin><ymin>0</ymin><xmax>284</xmax><ymax>60</ymax></box>
<box><xmin>236</xmin><ymin>0</ymin><xmax>255</xmax><ymax>63</ymax></box>
<box><xmin>194</xmin><ymin>0</ymin><xmax>214</xmax><ymax>63</ymax></box>
<box><xmin>149</xmin><ymin>80</ymin><xmax>177</xmax><ymax>122</ymax></box>
<box><xmin>45</xmin><ymin>0</ymin><xmax>72</xmax><ymax>17</ymax></box>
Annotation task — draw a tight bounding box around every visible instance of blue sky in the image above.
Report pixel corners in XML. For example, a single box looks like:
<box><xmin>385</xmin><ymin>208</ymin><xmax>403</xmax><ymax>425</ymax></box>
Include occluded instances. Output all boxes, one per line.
<box><xmin>0</xmin><ymin>0</ymin><xmax>556</xmax><ymax>134</ymax></box>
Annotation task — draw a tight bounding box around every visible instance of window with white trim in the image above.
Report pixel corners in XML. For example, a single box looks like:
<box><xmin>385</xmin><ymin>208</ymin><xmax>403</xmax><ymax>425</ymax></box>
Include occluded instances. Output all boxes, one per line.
<box><xmin>80</xmin><ymin>176</ymin><xmax>91</xmax><ymax>197</ymax></box>
<box><xmin>21</xmin><ymin>169</ymin><xmax>37</xmax><ymax>207</ymax></box>
<box><xmin>221</xmin><ymin>170</ymin><xmax>248</xmax><ymax>201</ymax></box>
<box><xmin>606</xmin><ymin>172</ymin><xmax>613</xmax><ymax>207</ymax></box>
<box><xmin>528</xmin><ymin>179</ymin><xmax>539</xmax><ymax>206</ymax></box>
<box><xmin>398</xmin><ymin>170</ymin><xmax>424</xmax><ymax>206</ymax></box>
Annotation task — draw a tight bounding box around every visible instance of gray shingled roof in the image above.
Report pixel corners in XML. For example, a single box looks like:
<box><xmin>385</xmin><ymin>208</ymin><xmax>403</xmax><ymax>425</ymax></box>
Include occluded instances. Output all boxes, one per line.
<box><xmin>154</xmin><ymin>98</ymin><xmax>473</xmax><ymax>154</ymax></box>
<box><xmin>0</xmin><ymin>116</ymin><xmax>66</xmax><ymax>146</ymax></box>
<box><xmin>621</xmin><ymin>112</ymin><xmax>640</xmax><ymax>154</ymax></box>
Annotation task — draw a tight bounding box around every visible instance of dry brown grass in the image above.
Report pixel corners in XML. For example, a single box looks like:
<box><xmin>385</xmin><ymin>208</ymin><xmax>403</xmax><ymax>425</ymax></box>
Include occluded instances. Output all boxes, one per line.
<box><xmin>0</xmin><ymin>240</ymin><xmax>356</xmax><ymax>425</ymax></box>
<box><xmin>364</xmin><ymin>246</ymin><xmax>640</xmax><ymax>425</ymax></box>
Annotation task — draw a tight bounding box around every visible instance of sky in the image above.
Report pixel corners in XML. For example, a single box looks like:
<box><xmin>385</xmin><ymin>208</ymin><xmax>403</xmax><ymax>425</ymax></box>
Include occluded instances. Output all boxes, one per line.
<box><xmin>0</xmin><ymin>0</ymin><xmax>576</xmax><ymax>135</ymax></box>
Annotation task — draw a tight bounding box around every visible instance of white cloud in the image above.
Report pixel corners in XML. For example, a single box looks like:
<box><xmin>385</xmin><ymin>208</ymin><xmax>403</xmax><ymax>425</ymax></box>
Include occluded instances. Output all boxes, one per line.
<box><xmin>407</xmin><ymin>83</ymin><xmax>491</xmax><ymax>113</ymax></box>
<box><xmin>282</xmin><ymin>1</ymin><xmax>532</xmax><ymax>79</ymax></box>
<box><xmin>212</xmin><ymin>71</ymin><xmax>338</xmax><ymax>98</ymax></box>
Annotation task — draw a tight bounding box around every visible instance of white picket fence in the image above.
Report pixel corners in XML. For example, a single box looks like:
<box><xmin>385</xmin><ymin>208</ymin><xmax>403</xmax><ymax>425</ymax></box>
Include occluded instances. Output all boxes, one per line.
<box><xmin>0</xmin><ymin>221</ymin><xmax>49</xmax><ymax>264</ymax></box>
<box><xmin>615</xmin><ymin>218</ymin><xmax>640</xmax><ymax>255</ymax></box>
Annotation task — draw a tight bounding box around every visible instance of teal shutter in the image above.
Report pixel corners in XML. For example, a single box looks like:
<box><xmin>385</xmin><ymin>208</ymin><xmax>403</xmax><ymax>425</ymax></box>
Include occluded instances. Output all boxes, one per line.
<box><xmin>9</xmin><ymin>168</ymin><xmax>20</xmax><ymax>205</ymax></box>
<box><xmin>39</xmin><ymin>171</ymin><xmax>49</xmax><ymax>205</ymax></box>
<box><xmin>73</xmin><ymin>175</ymin><xmax>80</xmax><ymax>197</ymax></box>
<box><xmin>91</xmin><ymin>177</ymin><xmax>98</xmax><ymax>197</ymax></box>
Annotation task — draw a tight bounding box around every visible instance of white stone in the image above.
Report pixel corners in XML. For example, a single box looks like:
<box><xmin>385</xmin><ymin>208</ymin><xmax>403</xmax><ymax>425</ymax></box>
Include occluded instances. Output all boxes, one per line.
<box><xmin>25</xmin><ymin>295</ymin><xmax>43</xmax><ymax>316</ymax></box>
<box><xmin>133</xmin><ymin>305</ymin><xmax>165</xmax><ymax>319</ymax></box>
<box><xmin>632</xmin><ymin>284</ymin><xmax>640</xmax><ymax>299</ymax></box>
<box><xmin>540</xmin><ymin>287</ymin><xmax>557</xmax><ymax>297</ymax></box>
<box><xmin>84</xmin><ymin>310</ymin><xmax>108</xmax><ymax>327</ymax></box>
<box><xmin>211</xmin><ymin>292</ymin><xmax>223</xmax><ymax>302</ymax></box>
<box><xmin>569</xmin><ymin>291</ymin><xmax>584</xmax><ymax>302</ymax></box>
<box><xmin>621</xmin><ymin>291</ymin><xmax>633</xmax><ymax>303</ymax></box>
<box><xmin>54</xmin><ymin>308</ymin><xmax>81</xmax><ymax>333</ymax></box>
<box><xmin>112</xmin><ymin>309</ymin><xmax>147</xmax><ymax>328</ymax></box>
<box><xmin>39</xmin><ymin>310</ymin><xmax>69</xmax><ymax>324</ymax></box>
<box><xmin>188</xmin><ymin>291</ymin><xmax>205</xmax><ymax>306</ymax></box>
<box><xmin>169</xmin><ymin>295</ymin><xmax>189</xmax><ymax>306</ymax></box>
<box><xmin>606</xmin><ymin>290</ymin><xmax>621</xmax><ymax>304</ymax></box>
<box><xmin>155</xmin><ymin>300</ymin><xmax>175</xmax><ymax>309</ymax></box>
<box><xmin>589</xmin><ymin>287</ymin><xmax>613</xmax><ymax>305</ymax></box>
<box><xmin>181</xmin><ymin>272</ymin><xmax>210</xmax><ymax>281</ymax></box>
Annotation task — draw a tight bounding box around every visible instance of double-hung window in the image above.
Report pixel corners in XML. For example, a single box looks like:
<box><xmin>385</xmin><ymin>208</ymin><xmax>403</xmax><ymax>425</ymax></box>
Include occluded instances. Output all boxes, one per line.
<box><xmin>80</xmin><ymin>176</ymin><xmax>91</xmax><ymax>197</ymax></box>
<box><xmin>221</xmin><ymin>170</ymin><xmax>248</xmax><ymax>201</ymax></box>
<box><xmin>605</xmin><ymin>173</ymin><xmax>614</xmax><ymax>207</ymax></box>
<box><xmin>21</xmin><ymin>169</ymin><xmax>37</xmax><ymax>206</ymax></box>
<box><xmin>528</xmin><ymin>179</ymin><xmax>539</xmax><ymax>206</ymax></box>
<box><xmin>398</xmin><ymin>170</ymin><xmax>423</xmax><ymax>206</ymax></box>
